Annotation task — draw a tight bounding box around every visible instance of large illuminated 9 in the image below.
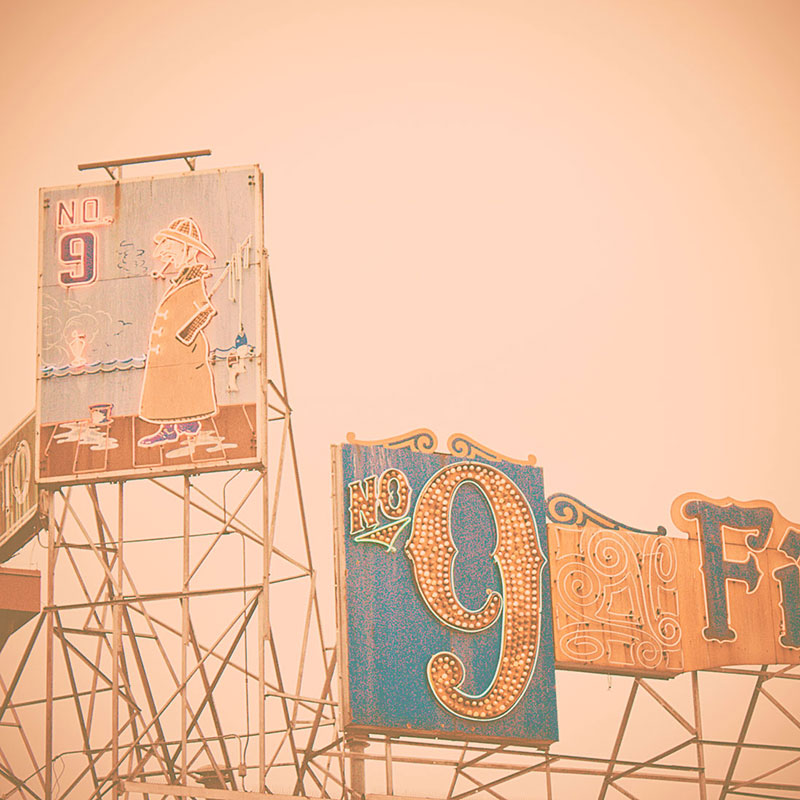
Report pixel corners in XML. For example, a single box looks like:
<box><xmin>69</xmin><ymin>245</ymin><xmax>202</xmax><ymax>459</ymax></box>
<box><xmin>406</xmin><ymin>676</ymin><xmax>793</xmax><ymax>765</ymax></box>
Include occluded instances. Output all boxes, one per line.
<box><xmin>404</xmin><ymin>462</ymin><xmax>542</xmax><ymax>720</ymax></box>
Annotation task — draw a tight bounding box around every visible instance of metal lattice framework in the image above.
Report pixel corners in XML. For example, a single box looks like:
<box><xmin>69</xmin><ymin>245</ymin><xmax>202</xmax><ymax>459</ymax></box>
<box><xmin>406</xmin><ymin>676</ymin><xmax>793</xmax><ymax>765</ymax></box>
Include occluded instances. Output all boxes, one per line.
<box><xmin>0</xmin><ymin>270</ymin><xmax>346</xmax><ymax>800</ymax></box>
<box><xmin>0</xmin><ymin>227</ymin><xmax>796</xmax><ymax>798</ymax></box>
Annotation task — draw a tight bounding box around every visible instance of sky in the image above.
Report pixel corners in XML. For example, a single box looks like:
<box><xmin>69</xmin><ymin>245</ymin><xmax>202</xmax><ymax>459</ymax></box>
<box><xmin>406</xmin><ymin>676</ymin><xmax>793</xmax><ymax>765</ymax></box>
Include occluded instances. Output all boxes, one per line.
<box><xmin>2</xmin><ymin>0</ymin><xmax>800</xmax><ymax>796</ymax></box>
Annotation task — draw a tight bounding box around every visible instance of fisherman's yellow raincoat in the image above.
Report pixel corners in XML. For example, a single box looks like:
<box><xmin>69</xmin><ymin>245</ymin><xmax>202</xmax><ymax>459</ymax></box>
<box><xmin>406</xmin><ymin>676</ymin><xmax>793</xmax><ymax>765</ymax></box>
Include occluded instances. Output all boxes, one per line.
<box><xmin>139</xmin><ymin>269</ymin><xmax>217</xmax><ymax>423</ymax></box>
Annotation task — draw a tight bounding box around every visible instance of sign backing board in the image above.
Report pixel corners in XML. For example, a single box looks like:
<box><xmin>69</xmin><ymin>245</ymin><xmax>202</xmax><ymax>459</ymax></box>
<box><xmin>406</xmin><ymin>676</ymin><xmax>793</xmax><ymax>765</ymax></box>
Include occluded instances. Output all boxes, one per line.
<box><xmin>547</xmin><ymin>492</ymin><xmax>800</xmax><ymax>676</ymax></box>
<box><xmin>37</xmin><ymin>166</ymin><xmax>264</xmax><ymax>484</ymax></box>
<box><xmin>0</xmin><ymin>413</ymin><xmax>43</xmax><ymax>562</ymax></box>
<box><xmin>333</xmin><ymin>433</ymin><xmax>558</xmax><ymax>745</ymax></box>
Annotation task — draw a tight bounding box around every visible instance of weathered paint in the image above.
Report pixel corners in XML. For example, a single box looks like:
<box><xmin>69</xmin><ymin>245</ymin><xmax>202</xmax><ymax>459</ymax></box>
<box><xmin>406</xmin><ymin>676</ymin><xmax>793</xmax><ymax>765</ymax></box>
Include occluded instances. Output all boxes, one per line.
<box><xmin>0</xmin><ymin>413</ymin><xmax>43</xmax><ymax>563</ymax></box>
<box><xmin>672</xmin><ymin>493</ymin><xmax>800</xmax><ymax>669</ymax></box>
<box><xmin>37</xmin><ymin>166</ymin><xmax>265</xmax><ymax>484</ymax></box>
<box><xmin>549</xmin><ymin>493</ymin><xmax>800</xmax><ymax>675</ymax></box>
<box><xmin>334</xmin><ymin>442</ymin><xmax>558</xmax><ymax>744</ymax></box>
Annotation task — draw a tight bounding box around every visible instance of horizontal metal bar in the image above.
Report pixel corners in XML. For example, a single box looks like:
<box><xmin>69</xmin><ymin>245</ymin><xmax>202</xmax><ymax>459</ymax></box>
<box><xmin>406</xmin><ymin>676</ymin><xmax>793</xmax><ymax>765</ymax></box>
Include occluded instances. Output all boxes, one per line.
<box><xmin>704</xmin><ymin>666</ymin><xmax>800</xmax><ymax>681</ymax></box>
<box><xmin>5</xmin><ymin>687</ymin><xmax>112</xmax><ymax>709</ymax></box>
<box><xmin>78</xmin><ymin>150</ymin><xmax>211</xmax><ymax>171</ymax></box>
<box><xmin>318</xmin><ymin>746</ymin><xmax>800</xmax><ymax>793</ymax></box>
<box><xmin>48</xmin><ymin>721</ymin><xmax>336</xmax><ymax>759</ymax></box>
<box><xmin>123</xmin><ymin>781</ymin><xmax>309</xmax><ymax>799</ymax></box>
<box><xmin>700</xmin><ymin>739</ymin><xmax>800</xmax><ymax>753</ymax></box>
<box><xmin>45</xmin><ymin>583</ymin><xmax>262</xmax><ymax>611</ymax></box>
<box><xmin>265</xmin><ymin>689</ymin><xmax>338</xmax><ymax>706</ymax></box>
<box><xmin>58</xmin><ymin>627</ymin><xmax>156</xmax><ymax>639</ymax></box>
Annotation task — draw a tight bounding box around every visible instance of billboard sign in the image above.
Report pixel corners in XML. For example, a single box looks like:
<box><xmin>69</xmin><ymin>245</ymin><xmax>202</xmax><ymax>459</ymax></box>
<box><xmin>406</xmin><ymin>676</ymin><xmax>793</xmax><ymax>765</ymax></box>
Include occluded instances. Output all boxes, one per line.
<box><xmin>334</xmin><ymin>430</ymin><xmax>800</xmax><ymax>745</ymax></box>
<box><xmin>37</xmin><ymin>166</ymin><xmax>264</xmax><ymax>484</ymax></box>
<box><xmin>548</xmin><ymin>493</ymin><xmax>800</xmax><ymax>676</ymax></box>
<box><xmin>0</xmin><ymin>413</ymin><xmax>44</xmax><ymax>562</ymax></box>
<box><xmin>333</xmin><ymin>431</ymin><xmax>559</xmax><ymax>744</ymax></box>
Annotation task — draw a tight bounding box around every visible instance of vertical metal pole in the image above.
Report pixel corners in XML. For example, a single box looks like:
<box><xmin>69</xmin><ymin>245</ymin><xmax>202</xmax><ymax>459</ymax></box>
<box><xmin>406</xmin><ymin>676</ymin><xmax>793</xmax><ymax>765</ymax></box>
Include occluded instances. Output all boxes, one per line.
<box><xmin>384</xmin><ymin>737</ymin><xmax>393</xmax><ymax>795</ymax></box>
<box><xmin>45</xmin><ymin>495</ymin><xmax>55</xmax><ymax>800</ymax></box>
<box><xmin>112</xmin><ymin>483</ymin><xmax>123</xmax><ymax>799</ymax></box>
<box><xmin>545</xmin><ymin>745</ymin><xmax>553</xmax><ymax>800</ymax></box>
<box><xmin>258</xmin><ymin>471</ymin><xmax>268</xmax><ymax>791</ymax></box>
<box><xmin>182</xmin><ymin>476</ymin><xmax>190</xmax><ymax>786</ymax></box>
<box><xmin>349</xmin><ymin>738</ymin><xmax>367</xmax><ymax>798</ymax></box>
<box><xmin>692</xmin><ymin>671</ymin><xmax>708</xmax><ymax>800</ymax></box>
<box><xmin>259</xmin><ymin>246</ymin><xmax>270</xmax><ymax>793</ymax></box>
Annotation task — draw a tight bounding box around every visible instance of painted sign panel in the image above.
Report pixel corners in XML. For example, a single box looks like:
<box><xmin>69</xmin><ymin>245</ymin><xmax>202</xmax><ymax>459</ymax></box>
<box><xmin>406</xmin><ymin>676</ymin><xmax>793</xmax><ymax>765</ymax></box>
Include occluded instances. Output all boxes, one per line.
<box><xmin>671</xmin><ymin>493</ymin><xmax>800</xmax><ymax>670</ymax></box>
<box><xmin>335</xmin><ymin>431</ymin><xmax>800</xmax><ymax>733</ymax></box>
<box><xmin>0</xmin><ymin>413</ymin><xmax>44</xmax><ymax>562</ymax></box>
<box><xmin>37</xmin><ymin>166</ymin><xmax>264</xmax><ymax>484</ymax></box>
<box><xmin>333</xmin><ymin>431</ymin><xmax>558</xmax><ymax>744</ymax></box>
<box><xmin>549</xmin><ymin>503</ymin><xmax>683</xmax><ymax>677</ymax></box>
<box><xmin>548</xmin><ymin>493</ymin><xmax>800</xmax><ymax>676</ymax></box>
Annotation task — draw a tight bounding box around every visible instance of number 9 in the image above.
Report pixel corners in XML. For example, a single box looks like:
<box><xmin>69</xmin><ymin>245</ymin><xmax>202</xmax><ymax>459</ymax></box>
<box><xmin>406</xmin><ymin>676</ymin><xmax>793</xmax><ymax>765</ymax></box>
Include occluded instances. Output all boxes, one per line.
<box><xmin>58</xmin><ymin>232</ymin><xmax>97</xmax><ymax>286</ymax></box>
<box><xmin>404</xmin><ymin>462</ymin><xmax>543</xmax><ymax>720</ymax></box>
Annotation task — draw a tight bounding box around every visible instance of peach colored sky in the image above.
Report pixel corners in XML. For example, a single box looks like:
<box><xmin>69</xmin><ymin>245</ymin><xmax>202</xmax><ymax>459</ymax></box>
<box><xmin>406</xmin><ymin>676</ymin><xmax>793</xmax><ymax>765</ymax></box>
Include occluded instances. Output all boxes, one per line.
<box><xmin>2</xmin><ymin>0</ymin><xmax>800</xmax><ymax>794</ymax></box>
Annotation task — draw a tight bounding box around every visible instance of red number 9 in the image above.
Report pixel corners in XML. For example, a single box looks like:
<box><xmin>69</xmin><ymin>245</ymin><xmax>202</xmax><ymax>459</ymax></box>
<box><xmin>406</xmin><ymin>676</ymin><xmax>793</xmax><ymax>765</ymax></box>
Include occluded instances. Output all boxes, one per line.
<box><xmin>58</xmin><ymin>232</ymin><xmax>97</xmax><ymax>286</ymax></box>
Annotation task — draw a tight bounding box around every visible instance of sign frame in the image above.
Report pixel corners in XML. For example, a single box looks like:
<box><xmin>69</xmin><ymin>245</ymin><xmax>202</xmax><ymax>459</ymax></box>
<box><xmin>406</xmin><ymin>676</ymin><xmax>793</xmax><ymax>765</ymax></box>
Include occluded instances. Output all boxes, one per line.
<box><xmin>333</xmin><ymin>433</ymin><xmax>559</xmax><ymax>746</ymax></box>
<box><xmin>35</xmin><ymin>165</ymin><xmax>267</xmax><ymax>485</ymax></box>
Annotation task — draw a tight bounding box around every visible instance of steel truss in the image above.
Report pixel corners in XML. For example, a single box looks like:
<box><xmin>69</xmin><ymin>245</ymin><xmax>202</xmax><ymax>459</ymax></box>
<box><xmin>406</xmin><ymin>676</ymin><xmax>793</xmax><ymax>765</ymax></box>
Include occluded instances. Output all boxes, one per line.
<box><xmin>317</xmin><ymin>664</ymin><xmax>800</xmax><ymax>800</ymax></box>
<box><xmin>0</xmin><ymin>271</ymin><xmax>343</xmax><ymax>800</ymax></box>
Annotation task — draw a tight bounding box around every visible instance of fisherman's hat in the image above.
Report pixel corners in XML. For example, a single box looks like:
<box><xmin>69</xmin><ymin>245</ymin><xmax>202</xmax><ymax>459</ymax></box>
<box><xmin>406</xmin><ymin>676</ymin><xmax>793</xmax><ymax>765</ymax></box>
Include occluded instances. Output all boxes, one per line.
<box><xmin>154</xmin><ymin>217</ymin><xmax>215</xmax><ymax>259</ymax></box>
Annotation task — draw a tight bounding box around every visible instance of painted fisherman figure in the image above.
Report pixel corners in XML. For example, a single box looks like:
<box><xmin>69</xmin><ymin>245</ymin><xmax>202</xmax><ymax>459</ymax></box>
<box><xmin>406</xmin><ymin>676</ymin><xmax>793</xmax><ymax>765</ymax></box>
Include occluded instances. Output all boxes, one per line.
<box><xmin>137</xmin><ymin>217</ymin><xmax>218</xmax><ymax>447</ymax></box>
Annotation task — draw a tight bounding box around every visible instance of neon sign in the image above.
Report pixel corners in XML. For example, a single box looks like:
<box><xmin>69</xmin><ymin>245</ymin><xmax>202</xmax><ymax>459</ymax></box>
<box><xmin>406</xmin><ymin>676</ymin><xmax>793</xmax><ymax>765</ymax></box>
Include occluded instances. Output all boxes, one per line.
<box><xmin>335</xmin><ymin>431</ymin><xmax>800</xmax><ymax>745</ymax></box>
<box><xmin>334</xmin><ymin>431</ymin><xmax>558</xmax><ymax>743</ymax></box>
<box><xmin>58</xmin><ymin>231</ymin><xmax>97</xmax><ymax>286</ymax></box>
<box><xmin>37</xmin><ymin>167</ymin><xmax>265</xmax><ymax>484</ymax></box>
<box><xmin>56</xmin><ymin>197</ymin><xmax>111</xmax><ymax>229</ymax></box>
<box><xmin>348</xmin><ymin>469</ymin><xmax>412</xmax><ymax>550</ymax></box>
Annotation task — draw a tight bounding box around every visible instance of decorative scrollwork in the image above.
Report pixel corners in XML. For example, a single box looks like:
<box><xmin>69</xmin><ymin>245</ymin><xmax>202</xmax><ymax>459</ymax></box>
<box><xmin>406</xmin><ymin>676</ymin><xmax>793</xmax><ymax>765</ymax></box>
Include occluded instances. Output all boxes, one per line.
<box><xmin>346</xmin><ymin>428</ymin><xmax>438</xmax><ymax>453</ymax></box>
<box><xmin>446</xmin><ymin>433</ymin><xmax>537</xmax><ymax>466</ymax></box>
<box><xmin>546</xmin><ymin>493</ymin><xmax>666</xmax><ymax>536</ymax></box>
<box><xmin>551</xmin><ymin>526</ymin><xmax>683</xmax><ymax>674</ymax></box>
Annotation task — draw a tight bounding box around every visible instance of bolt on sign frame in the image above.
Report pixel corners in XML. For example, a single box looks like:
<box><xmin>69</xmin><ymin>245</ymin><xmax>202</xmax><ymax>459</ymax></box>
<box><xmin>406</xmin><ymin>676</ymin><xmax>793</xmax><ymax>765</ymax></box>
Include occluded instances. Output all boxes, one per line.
<box><xmin>36</xmin><ymin>166</ymin><xmax>266</xmax><ymax>485</ymax></box>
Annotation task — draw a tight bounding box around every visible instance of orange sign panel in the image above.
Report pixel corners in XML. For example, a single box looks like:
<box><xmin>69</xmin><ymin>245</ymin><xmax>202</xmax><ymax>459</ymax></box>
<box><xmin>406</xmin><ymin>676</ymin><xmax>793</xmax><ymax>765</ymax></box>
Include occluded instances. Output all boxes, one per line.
<box><xmin>549</xmin><ymin>494</ymin><xmax>800</xmax><ymax>676</ymax></box>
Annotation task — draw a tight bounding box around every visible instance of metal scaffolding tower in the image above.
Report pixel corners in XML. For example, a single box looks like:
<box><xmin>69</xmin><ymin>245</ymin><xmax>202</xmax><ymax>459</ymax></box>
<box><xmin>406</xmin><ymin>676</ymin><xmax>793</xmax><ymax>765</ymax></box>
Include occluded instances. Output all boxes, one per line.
<box><xmin>0</xmin><ymin>270</ymin><xmax>342</xmax><ymax>800</ymax></box>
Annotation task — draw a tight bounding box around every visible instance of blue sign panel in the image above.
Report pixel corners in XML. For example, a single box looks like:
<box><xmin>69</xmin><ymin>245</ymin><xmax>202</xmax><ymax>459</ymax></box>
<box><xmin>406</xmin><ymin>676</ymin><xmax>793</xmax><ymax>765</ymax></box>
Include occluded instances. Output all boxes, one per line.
<box><xmin>335</xmin><ymin>437</ymin><xmax>558</xmax><ymax>743</ymax></box>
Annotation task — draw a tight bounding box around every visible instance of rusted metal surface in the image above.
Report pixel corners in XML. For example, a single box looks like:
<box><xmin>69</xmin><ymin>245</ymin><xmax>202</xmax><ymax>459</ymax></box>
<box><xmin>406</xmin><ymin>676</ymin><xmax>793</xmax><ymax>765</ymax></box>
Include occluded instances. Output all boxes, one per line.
<box><xmin>0</xmin><ymin>566</ymin><xmax>40</xmax><ymax>651</ymax></box>
<box><xmin>37</xmin><ymin>166</ymin><xmax>265</xmax><ymax>485</ymax></box>
<box><xmin>0</xmin><ymin>412</ymin><xmax>44</xmax><ymax>563</ymax></box>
